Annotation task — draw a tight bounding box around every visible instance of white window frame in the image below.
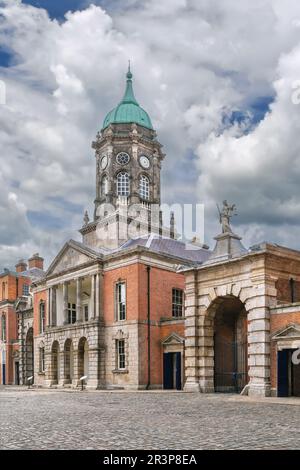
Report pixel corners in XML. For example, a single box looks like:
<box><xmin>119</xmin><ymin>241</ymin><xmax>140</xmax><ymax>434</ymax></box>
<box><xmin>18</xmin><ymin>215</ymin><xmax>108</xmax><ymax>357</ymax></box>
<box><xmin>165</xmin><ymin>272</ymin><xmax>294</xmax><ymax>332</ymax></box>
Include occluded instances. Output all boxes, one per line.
<box><xmin>172</xmin><ymin>288</ymin><xmax>184</xmax><ymax>318</ymax></box>
<box><xmin>116</xmin><ymin>339</ymin><xmax>126</xmax><ymax>370</ymax></box>
<box><xmin>115</xmin><ymin>282</ymin><xmax>126</xmax><ymax>321</ymax></box>
<box><xmin>139</xmin><ymin>175</ymin><xmax>150</xmax><ymax>200</ymax></box>
<box><xmin>67</xmin><ymin>303</ymin><xmax>76</xmax><ymax>324</ymax></box>
<box><xmin>117</xmin><ymin>172</ymin><xmax>130</xmax><ymax>197</ymax></box>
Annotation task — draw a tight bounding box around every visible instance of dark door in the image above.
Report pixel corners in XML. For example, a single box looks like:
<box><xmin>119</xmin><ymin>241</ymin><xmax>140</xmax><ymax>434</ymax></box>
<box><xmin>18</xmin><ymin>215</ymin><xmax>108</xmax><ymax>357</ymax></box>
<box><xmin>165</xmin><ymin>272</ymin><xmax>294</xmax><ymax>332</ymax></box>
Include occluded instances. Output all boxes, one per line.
<box><xmin>163</xmin><ymin>353</ymin><xmax>173</xmax><ymax>389</ymax></box>
<box><xmin>15</xmin><ymin>362</ymin><xmax>20</xmax><ymax>385</ymax></box>
<box><xmin>2</xmin><ymin>364</ymin><xmax>5</xmax><ymax>385</ymax></box>
<box><xmin>277</xmin><ymin>349</ymin><xmax>289</xmax><ymax>397</ymax></box>
<box><xmin>214</xmin><ymin>337</ymin><xmax>247</xmax><ymax>393</ymax></box>
<box><xmin>163</xmin><ymin>352</ymin><xmax>182</xmax><ymax>390</ymax></box>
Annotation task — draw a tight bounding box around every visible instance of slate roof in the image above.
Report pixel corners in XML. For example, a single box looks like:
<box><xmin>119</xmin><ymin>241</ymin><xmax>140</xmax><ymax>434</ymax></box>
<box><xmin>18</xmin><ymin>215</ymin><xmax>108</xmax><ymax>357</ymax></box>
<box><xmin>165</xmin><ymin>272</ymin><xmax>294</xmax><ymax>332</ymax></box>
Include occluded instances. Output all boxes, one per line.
<box><xmin>120</xmin><ymin>235</ymin><xmax>211</xmax><ymax>265</ymax></box>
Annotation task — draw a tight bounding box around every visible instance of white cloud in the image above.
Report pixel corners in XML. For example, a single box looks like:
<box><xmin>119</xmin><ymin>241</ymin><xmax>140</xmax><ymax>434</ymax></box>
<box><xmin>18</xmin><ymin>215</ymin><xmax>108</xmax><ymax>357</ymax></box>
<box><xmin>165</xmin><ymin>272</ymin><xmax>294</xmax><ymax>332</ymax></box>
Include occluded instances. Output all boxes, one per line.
<box><xmin>1</xmin><ymin>0</ymin><xmax>300</xmax><ymax>268</ymax></box>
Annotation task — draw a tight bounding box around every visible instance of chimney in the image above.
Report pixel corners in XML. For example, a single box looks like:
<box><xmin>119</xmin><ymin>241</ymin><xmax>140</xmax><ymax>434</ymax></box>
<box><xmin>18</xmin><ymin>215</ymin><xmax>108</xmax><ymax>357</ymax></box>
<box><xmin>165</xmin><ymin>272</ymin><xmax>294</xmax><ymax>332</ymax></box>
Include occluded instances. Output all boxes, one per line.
<box><xmin>28</xmin><ymin>253</ymin><xmax>44</xmax><ymax>270</ymax></box>
<box><xmin>15</xmin><ymin>259</ymin><xmax>27</xmax><ymax>273</ymax></box>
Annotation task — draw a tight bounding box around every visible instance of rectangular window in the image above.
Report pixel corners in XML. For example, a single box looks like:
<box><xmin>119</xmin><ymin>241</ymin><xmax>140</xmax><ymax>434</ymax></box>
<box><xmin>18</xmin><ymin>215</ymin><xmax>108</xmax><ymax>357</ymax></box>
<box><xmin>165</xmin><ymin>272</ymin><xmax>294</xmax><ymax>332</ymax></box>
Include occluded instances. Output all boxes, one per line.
<box><xmin>84</xmin><ymin>305</ymin><xmax>89</xmax><ymax>322</ymax></box>
<box><xmin>39</xmin><ymin>348</ymin><xmax>45</xmax><ymax>373</ymax></box>
<box><xmin>39</xmin><ymin>302</ymin><xmax>45</xmax><ymax>334</ymax></box>
<box><xmin>68</xmin><ymin>303</ymin><xmax>76</xmax><ymax>324</ymax></box>
<box><xmin>23</xmin><ymin>284</ymin><xmax>30</xmax><ymax>296</ymax></box>
<box><xmin>1</xmin><ymin>315</ymin><xmax>6</xmax><ymax>342</ymax></box>
<box><xmin>172</xmin><ymin>288</ymin><xmax>184</xmax><ymax>318</ymax></box>
<box><xmin>116</xmin><ymin>282</ymin><xmax>126</xmax><ymax>321</ymax></box>
<box><xmin>116</xmin><ymin>339</ymin><xmax>126</xmax><ymax>370</ymax></box>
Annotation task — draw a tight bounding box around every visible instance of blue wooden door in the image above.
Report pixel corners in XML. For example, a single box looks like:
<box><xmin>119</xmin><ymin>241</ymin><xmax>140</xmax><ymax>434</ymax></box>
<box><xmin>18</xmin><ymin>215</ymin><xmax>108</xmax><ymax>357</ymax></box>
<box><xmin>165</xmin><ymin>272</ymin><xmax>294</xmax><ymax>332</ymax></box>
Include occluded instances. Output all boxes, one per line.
<box><xmin>278</xmin><ymin>349</ymin><xmax>289</xmax><ymax>397</ymax></box>
<box><xmin>163</xmin><ymin>353</ymin><xmax>173</xmax><ymax>389</ymax></box>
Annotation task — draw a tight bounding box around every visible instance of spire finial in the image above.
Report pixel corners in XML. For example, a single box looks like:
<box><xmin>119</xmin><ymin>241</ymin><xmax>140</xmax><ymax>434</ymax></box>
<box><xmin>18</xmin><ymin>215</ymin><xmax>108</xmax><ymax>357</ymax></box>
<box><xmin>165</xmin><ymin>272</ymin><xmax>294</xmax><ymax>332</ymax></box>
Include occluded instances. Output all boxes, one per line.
<box><xmin>126</xmin><ymin>60</ymin><xmax>132</xmax><ymax>80</ymax></box>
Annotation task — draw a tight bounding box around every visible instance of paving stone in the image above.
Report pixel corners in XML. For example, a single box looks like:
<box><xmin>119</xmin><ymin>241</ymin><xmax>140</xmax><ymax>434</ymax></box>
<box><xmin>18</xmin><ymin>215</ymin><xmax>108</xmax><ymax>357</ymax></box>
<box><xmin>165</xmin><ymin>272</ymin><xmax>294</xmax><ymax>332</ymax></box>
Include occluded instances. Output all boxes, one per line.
<box><xmin>0</xmin><ymin>387</ymin><xmax>300</xmax><ymax>449</ymax></box>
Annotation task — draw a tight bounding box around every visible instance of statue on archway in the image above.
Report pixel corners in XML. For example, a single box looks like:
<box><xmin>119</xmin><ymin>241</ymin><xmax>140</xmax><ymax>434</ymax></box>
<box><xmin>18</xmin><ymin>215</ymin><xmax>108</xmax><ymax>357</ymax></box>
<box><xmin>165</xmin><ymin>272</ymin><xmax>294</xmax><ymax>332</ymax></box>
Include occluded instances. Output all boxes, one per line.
<box><xmin>217</xmin><ymin>200</ymin><xmax>237</xmax><ymax>233</ymax></box>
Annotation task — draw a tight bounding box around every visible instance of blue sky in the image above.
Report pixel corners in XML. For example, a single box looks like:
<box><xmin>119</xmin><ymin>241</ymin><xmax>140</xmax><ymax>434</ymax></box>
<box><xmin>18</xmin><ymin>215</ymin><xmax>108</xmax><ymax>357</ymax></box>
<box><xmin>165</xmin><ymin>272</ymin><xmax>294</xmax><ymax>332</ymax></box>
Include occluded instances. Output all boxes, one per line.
<box><xmin>1</xmin><ymin>0</ymin><xmax>300</xmax><ymax>269</ymax></box>
<box><xmin>23</xmin><ymin>1</ymin><xmax>88</xmax><ymax>19</ymax></box>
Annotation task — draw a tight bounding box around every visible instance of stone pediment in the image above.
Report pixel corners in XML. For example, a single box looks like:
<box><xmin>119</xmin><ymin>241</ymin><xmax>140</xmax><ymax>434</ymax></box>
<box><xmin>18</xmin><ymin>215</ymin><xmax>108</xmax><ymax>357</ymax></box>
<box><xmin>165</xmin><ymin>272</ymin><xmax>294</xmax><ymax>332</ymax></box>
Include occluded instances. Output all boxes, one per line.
<box><xmin>272</xmin><ymin>324</ymin><xmax>300</xmax><ymax>340</ymax></box>
<box><xmin>161</xmin><ymin>332</ymin><xmax>184</xmax><ymax>346</ymax></box>
<box><xmin>47</xmin><ymin>240</ymin><xmax>100</xmax><ymax>276</ymax></box>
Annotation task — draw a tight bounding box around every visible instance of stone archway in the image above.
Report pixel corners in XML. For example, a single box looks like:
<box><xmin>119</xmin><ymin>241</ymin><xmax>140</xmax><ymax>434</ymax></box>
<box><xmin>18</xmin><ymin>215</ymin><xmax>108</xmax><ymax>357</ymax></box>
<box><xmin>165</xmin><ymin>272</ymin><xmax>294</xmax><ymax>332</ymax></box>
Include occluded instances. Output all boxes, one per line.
<box><xmin>212</xmin><ymin>296</ymin><xmax>248</xmax><ymax>393</ymax></box>
<box><xmin>64</xmin><ymin>339</ymin><xmax>74</xmax><ymax>384</ymax></box>
<box><xmin>51</xmin><ymin>341</ymin><xmax>60</xmax><ymax>385</ymax></box>
<box><xmin>78</xmin><ymin>337</ymin><xmax>89</xmax><ymax>383</ymax></box>
<box><xmin>25</xmin><ymin>327</ymin><xmax>34</xmax><ymax>384</ymax></box>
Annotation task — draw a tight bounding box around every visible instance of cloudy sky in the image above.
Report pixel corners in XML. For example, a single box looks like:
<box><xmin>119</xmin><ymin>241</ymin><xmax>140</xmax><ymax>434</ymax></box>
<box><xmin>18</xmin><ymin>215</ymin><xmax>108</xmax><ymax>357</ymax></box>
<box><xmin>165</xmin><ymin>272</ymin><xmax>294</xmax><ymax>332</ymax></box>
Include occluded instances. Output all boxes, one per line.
<box><xmin>1</xmin><ymin>0</ymin><xmax>300</xmax><ymax>269</ymax></box>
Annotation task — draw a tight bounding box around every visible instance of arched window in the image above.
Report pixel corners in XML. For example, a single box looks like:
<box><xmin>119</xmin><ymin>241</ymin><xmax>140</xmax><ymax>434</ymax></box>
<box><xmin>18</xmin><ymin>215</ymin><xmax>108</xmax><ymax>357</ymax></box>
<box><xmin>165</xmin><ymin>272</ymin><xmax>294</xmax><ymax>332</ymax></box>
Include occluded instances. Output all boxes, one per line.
<box><xmin>139</xmin><ymin>175</ymin><xmax>150</xmax><ymax>200</ymax></box>
<box><xmin>117</xmin><ymin>172</ymin><xmax>130</xmax><ymax>197</ymax></box>
<box><xmin>101</xmin><ymin>175</ymin><xmax>108</xmax><ymax>196</ymax></box>
<box><xmin>39</xmin><ymin>302</ymin><xmax>45</xmax><ymax>334</ymax></box>
<box><xmin>1</xmin><ymin>314</ymin><xmax>6</xmax><ymax>341</ymax></box>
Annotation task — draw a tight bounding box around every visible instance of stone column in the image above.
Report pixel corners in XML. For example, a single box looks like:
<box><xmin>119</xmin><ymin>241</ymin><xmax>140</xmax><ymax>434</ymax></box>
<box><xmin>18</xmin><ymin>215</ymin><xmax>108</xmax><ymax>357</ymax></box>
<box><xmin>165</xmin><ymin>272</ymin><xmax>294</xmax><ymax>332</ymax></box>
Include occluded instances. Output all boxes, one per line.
<box><xmin>58</xmin><ymin>349</ymin><xmax>65</xmax><ymax>387</ymax></box>
<box><xmin>63</xmin><ymin>282</ymin><xmax>69</xmax><ymax>324</ymax></box>
<box><xmin>44</xmin><ymin>351</ymin><xmax>52</xmax><ymax>387</ymax></box>
<box><xmin>86</xmin><ymin>347</ymin><xmax>100</xmax><ymax>390</ymax></box>
<box><xmin>52</xmin><ymin>286</ymin><xmax>57</xmax><ymax>326</ymax></box>
<box><xmin>76</xmin><ymin>278</ymin><xmax>83</xmax><ymax>322</ymax></box>
<box><xmin>99</xmin><ymin>273</ymin><xmax>104</xmax><ymax>320</ymax></box>
<box><xmin>95</xmin><ymin>273</ymin><xmax>100</xmax><ymax>318</ymax></box>
<box><xmin>246</xmin><ymin>279</ymin><xmax>276</xmax><ymax>397</ymax></box>
<box><xmin>197</xmin><ymin>308</ymin><xmax>214</xmax><ymax>393</ymax></box>
<box><xmin>184</xmin><ymin>270</ymin><xmax>201</xmax><ymax>392</ymax></box>
<box><xmin>72</xmin><ymin>349</ymin><xmax>80</xmax><ymax>387</ymax></box>
<box><xmin>90</xmin><ymin>275</ymin><xmax>95</xmax><ymax>319</ymax></box>
<box><xmin>47</xmin><ymin>288</ymin><xmax>52</xmax><ymax>327</ymax></box>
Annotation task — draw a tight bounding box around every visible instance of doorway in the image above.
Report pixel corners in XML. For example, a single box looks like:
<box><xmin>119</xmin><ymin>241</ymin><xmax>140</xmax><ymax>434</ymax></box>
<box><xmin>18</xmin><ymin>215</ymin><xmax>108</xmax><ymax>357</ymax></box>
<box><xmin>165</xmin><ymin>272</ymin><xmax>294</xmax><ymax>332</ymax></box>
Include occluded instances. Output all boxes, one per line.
<box><xmin>163</xmin><ymin>352</ymin><xmax>181</xmax><ymax>390</ymax></box>
<box><xmin>213</xmin><ymin>297</ymin><xmax>248</xmax><ymax>393</ymax></box>
<box><xmin>15</xmin><ymin>361</ymin><xmax>20</xmax><ymax>385</ymax></box>
<box><xmin>278</xmin><ymin>349</ymin><xmax>300</xmax><ymax>397</ymax></box>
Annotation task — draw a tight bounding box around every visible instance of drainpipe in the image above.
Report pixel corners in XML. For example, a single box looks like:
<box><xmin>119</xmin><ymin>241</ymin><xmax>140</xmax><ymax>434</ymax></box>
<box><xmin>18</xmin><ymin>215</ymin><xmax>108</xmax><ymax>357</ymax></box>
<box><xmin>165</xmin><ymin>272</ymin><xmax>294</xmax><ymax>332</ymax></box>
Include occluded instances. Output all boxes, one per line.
<box><xmin>146</xmin><ymin>266</ymin><xmax>151</xmax><ymax>390</ymax></box>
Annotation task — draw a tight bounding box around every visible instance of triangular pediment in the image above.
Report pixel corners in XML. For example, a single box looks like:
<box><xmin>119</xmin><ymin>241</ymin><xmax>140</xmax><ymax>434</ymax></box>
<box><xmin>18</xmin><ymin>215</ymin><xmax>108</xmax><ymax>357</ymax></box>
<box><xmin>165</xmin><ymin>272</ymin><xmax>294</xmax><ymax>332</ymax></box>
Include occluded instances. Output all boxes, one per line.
<box><xmin>46</xmin><ymin>240</ymin><xmax>101</xmax><ymax>276</ymax></box>
<box><xmin>161</xmin><ymin>332</ymin><xmax>185</xmax><ymax>345</ymax></box>
<box><xmin>272</xmin><ymin>324</ymin><xmax>300</xmax><ymax>340</ymax></box>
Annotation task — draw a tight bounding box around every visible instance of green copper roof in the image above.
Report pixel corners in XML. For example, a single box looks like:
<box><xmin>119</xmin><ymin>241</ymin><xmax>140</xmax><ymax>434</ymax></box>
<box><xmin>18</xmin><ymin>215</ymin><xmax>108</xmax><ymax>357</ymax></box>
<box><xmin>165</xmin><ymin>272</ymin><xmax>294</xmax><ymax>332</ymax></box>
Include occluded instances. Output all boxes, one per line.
<box><xmin>102</xmin><ymin>67</ymin><xmax>153</xmax><ymax>130</ymax></box>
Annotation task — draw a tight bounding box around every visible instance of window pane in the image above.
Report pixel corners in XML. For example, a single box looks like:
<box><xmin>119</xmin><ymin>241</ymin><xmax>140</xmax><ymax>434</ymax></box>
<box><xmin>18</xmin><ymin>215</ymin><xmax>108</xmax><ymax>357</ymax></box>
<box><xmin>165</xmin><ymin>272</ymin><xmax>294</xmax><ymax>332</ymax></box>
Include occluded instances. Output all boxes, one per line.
<box><xmin>117</xmin><ymin>172</ymin><xmax>130</xmax><ymax>196</ymax></box>
<box><xmin>117</xmin><ymin>339</ymin><xmax>126</xmax><ymax>369</ymax></box>
<box><xmin>139</xmin><ymin>175</ymin><xmax>150</xmax><ymax>200</ymax></box>
<box><xmin>172</xmin><ymin>289</ymin><xmax>183</xmax><ymax>317</ymax></box>
<box><xmin>116</xmin><ymin>282</ymin><xmax>126</xmax><ymax>321</ymax></box>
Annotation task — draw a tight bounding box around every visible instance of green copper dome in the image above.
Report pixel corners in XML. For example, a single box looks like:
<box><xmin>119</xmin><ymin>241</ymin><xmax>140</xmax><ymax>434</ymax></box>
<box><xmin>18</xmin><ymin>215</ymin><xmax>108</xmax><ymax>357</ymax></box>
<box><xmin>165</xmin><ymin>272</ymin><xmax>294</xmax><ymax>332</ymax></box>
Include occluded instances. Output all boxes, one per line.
<box><xmin>102</xmin><ymin>67</ymin><xmax>153</xmax><ymax>130</ymax></box>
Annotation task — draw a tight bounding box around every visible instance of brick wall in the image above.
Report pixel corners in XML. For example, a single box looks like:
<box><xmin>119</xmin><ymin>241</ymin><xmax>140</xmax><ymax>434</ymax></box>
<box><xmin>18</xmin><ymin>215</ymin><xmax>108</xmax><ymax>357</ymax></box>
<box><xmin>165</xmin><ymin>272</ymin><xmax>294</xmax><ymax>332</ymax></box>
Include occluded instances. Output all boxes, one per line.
<box><xmin>33</xmin><ymin>290</ymin><xmax>48</xmax><ymax>337</ymax></box>
<box><xmin>276</xmin><ymin>278</ymin><xmax>300</xmax><ymax>304</ymax></box>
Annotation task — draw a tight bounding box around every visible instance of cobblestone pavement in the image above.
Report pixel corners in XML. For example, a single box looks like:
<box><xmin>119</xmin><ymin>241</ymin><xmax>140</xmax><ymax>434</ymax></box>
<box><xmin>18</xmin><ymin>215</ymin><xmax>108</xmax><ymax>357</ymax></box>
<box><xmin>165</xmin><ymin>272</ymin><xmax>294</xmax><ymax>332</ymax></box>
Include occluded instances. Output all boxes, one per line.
<box><xmin>1</xmin><ymin>387</ymin><xmax>300</xmax><ymax>450</ymax></box>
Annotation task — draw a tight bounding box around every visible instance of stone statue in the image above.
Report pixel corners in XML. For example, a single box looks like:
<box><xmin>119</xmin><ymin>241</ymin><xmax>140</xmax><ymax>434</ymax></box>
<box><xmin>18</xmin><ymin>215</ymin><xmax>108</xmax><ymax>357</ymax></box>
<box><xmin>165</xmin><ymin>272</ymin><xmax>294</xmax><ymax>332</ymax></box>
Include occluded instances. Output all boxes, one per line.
<box><xmin>83</xmin><ymin>210</ymin><xmax>90</xmax><ymax>226</ymax></box>
<box><xmin>217</xmin><ymin>200</ymin><xmax>237</xmax><ymax>234</ymax></box>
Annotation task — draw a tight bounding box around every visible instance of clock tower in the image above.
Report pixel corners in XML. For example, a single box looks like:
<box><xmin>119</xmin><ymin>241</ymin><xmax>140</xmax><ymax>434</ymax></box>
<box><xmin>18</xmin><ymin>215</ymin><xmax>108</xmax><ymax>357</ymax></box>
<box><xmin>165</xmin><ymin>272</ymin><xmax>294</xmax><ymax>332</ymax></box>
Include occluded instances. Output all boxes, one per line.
<box><xmin>80</xmin><ymin>66</ymin><xmax>171</xmax><ymax>249</ymax></box>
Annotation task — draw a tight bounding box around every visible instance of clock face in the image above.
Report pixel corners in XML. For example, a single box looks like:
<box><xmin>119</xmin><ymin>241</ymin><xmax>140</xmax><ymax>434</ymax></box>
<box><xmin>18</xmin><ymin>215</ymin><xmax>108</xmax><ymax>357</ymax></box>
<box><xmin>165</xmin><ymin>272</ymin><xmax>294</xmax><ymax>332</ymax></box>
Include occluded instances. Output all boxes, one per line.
<box><xmin>116</xmin><ymin>152</ymin><xmax>130</xmax><ymax>165</ymax></box>
<box><xmin>139</xmin><ymin>155</ymin><xmax>150</xmax><ymax>169</ymax></box>
<box><xmin>100</xmin><ymin>155</ymin><xmax>108</xmax><ymax>170</ymax></box>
